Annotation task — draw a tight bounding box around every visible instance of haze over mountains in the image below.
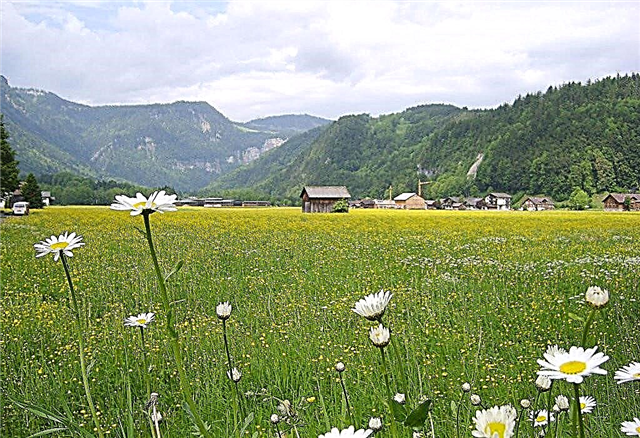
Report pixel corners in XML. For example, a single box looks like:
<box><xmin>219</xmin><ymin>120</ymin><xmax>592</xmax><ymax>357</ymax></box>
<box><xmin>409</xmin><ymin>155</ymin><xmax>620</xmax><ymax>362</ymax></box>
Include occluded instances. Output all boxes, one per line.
<box><xmin>2</xmin><ymin>74</ymin><xmax>639</xmax><ymax>201</ymax></box>
<box><xmin>0</xmin><ymin>75</ymin><xmax>330</xmax><ymax>191</ymax></box>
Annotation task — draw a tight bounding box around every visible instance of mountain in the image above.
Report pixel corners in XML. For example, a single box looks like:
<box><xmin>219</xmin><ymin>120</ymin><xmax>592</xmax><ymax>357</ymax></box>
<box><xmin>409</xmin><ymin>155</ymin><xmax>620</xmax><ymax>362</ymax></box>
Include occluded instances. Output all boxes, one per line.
<box><xmin>206</xmin><ymin>103</ymin><xmax>469</xmax><ymax>200</ymax></box>
<box><xmin>243</xmin><ymin>114</ymin><xmax>332</xmax><ymax>137</ymax></box>
<box><xmin>0</xmin><ymin>75</ymin><xmax>323</xmax><ymax>191</ymax></box>
<box><xmin>206</xmin><ymin>75</ymin><xmax>640</xmax><ymax>202</ymax></box>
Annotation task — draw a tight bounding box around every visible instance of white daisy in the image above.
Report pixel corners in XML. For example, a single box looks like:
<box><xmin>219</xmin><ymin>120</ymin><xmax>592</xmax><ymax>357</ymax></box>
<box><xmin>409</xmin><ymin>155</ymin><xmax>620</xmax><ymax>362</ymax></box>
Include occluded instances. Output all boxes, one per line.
<box><xmin>369</xmin><ymin>324</ymin><xmax>390</xmax><ymax>348</ymax></box>
<box><xmin>353</xmin><ymin>290</ymin><xmax>393</xmax><ymax>321</ymax></box>
<box><xmin>472</xmin><ymin>405</ymin><xmax>517</xmax><ymax>438</ymax></box>
<box><xmin>537</xmin><ymin>346</ymin><xmax>609</xmax><ymax>384</ymax></box>
<box><xmin>34</xmin><ymin>232</ymin><xmax>84</xmax><ymax>262</ymax></box>
<box><xmin>615</xmin><ymin>361</ymin><xmax>640</xmax><ymax>384</ymax></box>
<box><xmin>216</xmin><ymin>302</ymin><xmax>232</xmax><ymax>320</ymax></box>
<box><xmin>393</xmin><ymin>393</ymin><xmax>406</xmax><ymax>404</ymax></box>
<box><xmin>124</xmin><ymin>312</ymin><xmax>155</xmax><ymax>329</ymax></box>
<box><xmin>110</xmin><ymin>191</ymin><xmax>177</xmax><ymax>216</ymax></box>
<box><xmin>530</xmin><ymin>409</ymin><xmax>554</xmax><ymax>427</ymax></box>
<box><xmin>368</xmin><ymin>417</ymin><xmax>382</xmax><ymax>432</ymax></box>
<box><xmin>621</xmin><ymin>418</ymin><xmax>640</xmax><ymax>436</ymax></box>
<box><xmin>545</xmin><ymin>345</ymin><xmax>567</xmax><ymax>356</ymax></box>
<box><xmin>318</xmin><ymin>426</ymin><xmax>373</xmax><ymax>438</ymax></box>
<box><xmin>585</xmin><ymin>285</ymin><xmax>609</xmax><ymax>308</ymax></box>
<box><xmin>579</xmin><ymin>395</ymin><xmax>596</xmax><ymax>414</ymax></box>
<box><xmin>554</xmin><ymin>395</ymin><xmax>570</xmax><ymax>412</ymax></box>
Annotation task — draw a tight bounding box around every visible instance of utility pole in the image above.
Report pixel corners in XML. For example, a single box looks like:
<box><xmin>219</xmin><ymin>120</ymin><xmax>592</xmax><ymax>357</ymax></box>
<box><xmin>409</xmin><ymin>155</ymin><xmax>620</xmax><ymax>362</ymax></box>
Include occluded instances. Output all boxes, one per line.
<box><xmin>388</xmin><ymin>185</ymin><xmax>393</xmax><ymax>200</ymax></box>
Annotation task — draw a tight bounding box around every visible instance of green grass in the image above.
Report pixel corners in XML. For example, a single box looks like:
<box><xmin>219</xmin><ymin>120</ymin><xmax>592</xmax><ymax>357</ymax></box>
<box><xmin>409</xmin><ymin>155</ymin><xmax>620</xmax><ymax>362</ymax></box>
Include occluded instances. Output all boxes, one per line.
<box><xmin>1</xmin><ymin>207</ymin><xmax>639</xmax><ymax>437</ymax></box>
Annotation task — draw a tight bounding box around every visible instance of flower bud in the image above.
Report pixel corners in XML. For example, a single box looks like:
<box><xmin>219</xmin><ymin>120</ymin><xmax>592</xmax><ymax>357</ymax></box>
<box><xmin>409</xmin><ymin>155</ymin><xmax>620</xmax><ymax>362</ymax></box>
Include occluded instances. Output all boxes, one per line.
<box><xmin>368</xmin><ymin>417</ymin><xmax>383</xmax><ymax>432</ymax></box>
<box><xmin>520</xmin><ymin>399</ymin><xmax>531</xmax><ymax>409</ymax></box>
<box><xmin>535</xmin><ymin>375</ymin><xmax>552</xmax><ymax>392</ymax></box>
<box><xmin>555</xmin><ymin>395</ymin><xmax>570</xmax><ymax>412</ymax></box>
<box><xmin>270</xmin><ymin>414</ymin><xmax>280</xmax><ymax>424</ymax></box>
<box><xmin>393</xmin><ymin>393</ymin><xmax>406</xmax><ymax>404</ymax></box>
<box><xmin>461</xmin><ymin>382</ymin><xmax>471</xmax><ymax>393</ymax></box>
<box><xmin>369</xmin><ymin>324</ymin><xmax>390</xmax><ymax>348</ymax></box>
<box><xmin>585</xmin><ymin>286</ymin><xmax>609</xmax><ymax>308</ymax></box>
<box><xmin>470</xmin><ymin>394</ymin><xmax>481</xmax><ymax>406</ymax></box>
<box><xmin>216</xmin><ymin>302</ymin><xmax>232</xmax><ymax>320</ymax></box>
<box><xmin>227</xmin><ymin>367</ymin><xmax>242</xmax><ymax>383</ymax></box>
<box><xmin>335</xmin><ymin>362</ymin><xmax>345</xmax><ymax>373</ymax></box>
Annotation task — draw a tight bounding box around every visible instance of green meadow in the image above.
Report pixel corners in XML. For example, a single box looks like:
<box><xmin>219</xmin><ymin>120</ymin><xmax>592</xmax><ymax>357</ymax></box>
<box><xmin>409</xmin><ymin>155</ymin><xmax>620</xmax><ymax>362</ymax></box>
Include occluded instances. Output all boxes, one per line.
<box><xmin>1</xmin><ymin>207</ymin><xmax>638</xmax><ymax>437</ymax></box>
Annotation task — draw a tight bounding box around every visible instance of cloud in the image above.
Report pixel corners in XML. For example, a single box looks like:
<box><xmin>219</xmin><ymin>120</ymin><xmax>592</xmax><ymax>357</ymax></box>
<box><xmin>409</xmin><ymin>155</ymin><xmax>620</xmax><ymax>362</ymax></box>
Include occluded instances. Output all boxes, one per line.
<box><xmin>1</xmin><ymin>1</ymin><xmax>638</xmax><ymax>120</ymax></box>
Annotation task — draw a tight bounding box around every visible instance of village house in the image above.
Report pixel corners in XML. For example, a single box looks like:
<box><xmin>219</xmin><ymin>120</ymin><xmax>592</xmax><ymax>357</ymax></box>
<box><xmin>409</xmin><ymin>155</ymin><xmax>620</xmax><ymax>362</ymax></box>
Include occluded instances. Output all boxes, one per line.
<box><xmin>374</xmin><ymin>199</ymin><xmax>397</xmax><ymax>209</ymax></box>
<box><xmin>522</xmin><ymin>196</ymin><xmax>555</xmax><ymax>211</ymax></box>
<box><xmin>602</xmin><ymin>193</ymin><xmax>640</xmax><ymax>211</ymax></box>
<box><xmin>484</xmin><ymin>192</ymin><xmax>512</xmax><ymax>210</ymax></box>
<box><xmin>464</xmin><ymin>197</ymin><xmax>484</xmax><ymax>210</ymax></box>
<box><xmin>394</xmin><ymin>193</ymin><xmax>426</xmax><ymax>210</ymax></box>
<box><xmin>300</xmin><ymin>186</ymin><xmax>351</xmax><ymax>213</ymax></box>
<box><xmin>425</xmin><ymin>200</ymin><xmax>438</xmax><ymax>210</ymax></box>
<box><xmin>440</xmin><ymin>196</ymin><xmax>464</xmax><ymax>210</ymax></box>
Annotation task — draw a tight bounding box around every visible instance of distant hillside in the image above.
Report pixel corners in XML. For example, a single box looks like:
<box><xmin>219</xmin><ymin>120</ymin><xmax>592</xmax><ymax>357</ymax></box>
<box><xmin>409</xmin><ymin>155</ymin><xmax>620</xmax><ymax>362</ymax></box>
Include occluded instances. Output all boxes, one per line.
<box><xmin>243</xmin><ymin>114</ymin><xmax>331</xmax><ymax>137</ymax></box>
<box><xmin>207</xmin><ymin>104</ymin><xmax>467</xmax><ymax>200</ymax></box>
<box><xmin>206</xmin><ymin>75</ymin><xmax>640</xmax><ymax>202</ymax></box>
<box><xmin>0</xmin><ymin>76</ymin><xmax>321</xmax><ymax>191</ymax></box>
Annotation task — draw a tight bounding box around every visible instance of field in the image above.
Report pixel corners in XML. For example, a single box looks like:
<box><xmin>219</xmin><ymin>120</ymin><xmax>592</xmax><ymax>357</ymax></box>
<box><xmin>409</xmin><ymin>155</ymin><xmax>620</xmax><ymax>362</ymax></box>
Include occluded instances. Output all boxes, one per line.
<box><xmin>1</xmin><ymin>207</ymin><xmax>639</xmax><ymax>437</ymax></box>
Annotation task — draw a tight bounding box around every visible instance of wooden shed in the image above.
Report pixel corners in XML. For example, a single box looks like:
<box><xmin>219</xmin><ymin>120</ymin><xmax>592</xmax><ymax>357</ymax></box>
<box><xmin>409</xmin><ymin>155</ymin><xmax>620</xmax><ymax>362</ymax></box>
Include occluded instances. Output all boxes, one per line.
<box><xmin>602</xmin><ymin>193</ymin><xmax>640</xmax><ymax>211</ymax></box>
<box><xmin>300</xmin><ymin>186</ymin><xmax>351</xmax><ymax>213</ymax></box>
<box><xmin>394</xmin><ymin>193</ymin><xmax>426</xmax><ymax>210</ymax></box>
<box><xmin>523</xmin><ymin>196</ymin><xmax>555</xmax><ymax>211</ymax></box>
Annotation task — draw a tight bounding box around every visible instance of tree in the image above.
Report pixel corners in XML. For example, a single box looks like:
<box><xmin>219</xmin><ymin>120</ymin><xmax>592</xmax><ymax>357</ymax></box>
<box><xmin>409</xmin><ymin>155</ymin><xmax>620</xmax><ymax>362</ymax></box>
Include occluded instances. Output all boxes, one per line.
<box><xmin>22</xmin><ymin>173</ymin><xmax>44</xmax><ymax>208</ymax></box>
<box><xmin>0</xmin><ymin>115</ymin><xmax>20</xmax><ymax>196</ymax></box>
<box><xmin>567</xmin><ymin>187</ymin><xmax>590</xmax><ymax>211</ymax></box>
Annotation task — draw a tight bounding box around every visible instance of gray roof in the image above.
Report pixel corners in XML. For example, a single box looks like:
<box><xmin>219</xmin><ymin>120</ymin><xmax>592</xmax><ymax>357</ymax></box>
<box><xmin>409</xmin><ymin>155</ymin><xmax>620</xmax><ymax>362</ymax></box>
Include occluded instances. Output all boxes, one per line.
<box><xmin>525</xmin><ymin>196</ymin><xmax>554</xmax><ymax>204</ymax></box>
<box><xmin>301</xmin><ymin>186</ymin><xmax>351</xmax><ymax>199</ymax></box>
<box><xmin>394</xmin><ymin>192</ymin><xmax>419</xmax><ymax>201</ymax></box>
<box><xmin>604</xmin><ymin>193</ymin><xmax>640</xmax><ymax>203</ymax></box>
<box><xmin>489</xmin><ymin>192</ymin><xmax>512</xmax><ymax>198</ymax></box>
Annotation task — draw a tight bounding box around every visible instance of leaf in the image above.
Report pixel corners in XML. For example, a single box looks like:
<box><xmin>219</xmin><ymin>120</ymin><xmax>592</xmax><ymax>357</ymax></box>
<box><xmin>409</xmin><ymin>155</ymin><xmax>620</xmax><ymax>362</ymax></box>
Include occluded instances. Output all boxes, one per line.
<box><xmin>568</xmin><ymin>312</ymin><xmax>584</xmax><ymax>322</ymax></box>
<box><xmin>165</xmin><ymin>260</ymin><xmax>185</xmax><ymax>281</ymax></box>
<box><xmin>238</xmin><ymin>412</ymin><xmax>254</xmax><ymax>436</ymax></box>
<box><xmin>391</xmin><ymin>399</ymin><xmax>407</xmax><ymax>422</ymax></box>
<box><xmin>404</xmin><ymin>399</ymin><xmax>432</xmax><ymax>428</ymax></box>
<box><xmin>450</xmin><ymin>400</ymin><xmax>457</xmax><ymax>416</ymax></box>
<box><xmin>133</xmin><ymin>226</ymin><xmax>146</xmax><ymax>236</ymax></box>
<box><xmin>27</xmin><ymin>428</ymin><xmax>68</xmax><ymax>438</ymax></box>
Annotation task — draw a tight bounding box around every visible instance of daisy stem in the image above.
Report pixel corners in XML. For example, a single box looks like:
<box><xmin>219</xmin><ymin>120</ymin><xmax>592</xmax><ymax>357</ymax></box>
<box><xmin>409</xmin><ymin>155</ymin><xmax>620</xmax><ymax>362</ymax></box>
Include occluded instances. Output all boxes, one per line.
<box><xmin>573</xmin><ymin>383</ymin><xmax>585</xmax><ymax>438</ymax></box>
<box><xmin>142</xmin><ymin>212</ymin><xmax>211</xmax><ymax>438</ymax></box>
<box><xmin>581</xmin><ymin>309</ymin><xmax>597</xmax><ymax>347</ymax></box>
<box><xmin>513</xmin><ymin>405</ymin><xmax>525</xmax><ymax>438</ymax></box>
<box><xmin>544</xmin><ymin>382</ymin><xmax>554</xmax><ymax>435</ymax></box>
<box><xmin>455</xmin><ymin>392</ymin><xmax>463</xmax><ymax>438</ymax></box>
<box><xmin>61</xmin><ymin>254</ymin><xmax>104</xmax><ymax>438</ymax></box>
<box><xmin>222</xmin><ymin>320</ymin><xmax>244</xmax><ymax>420</ymax></box>
<box><xmin>338</xmin><ymin>372</ymin><xmax>353</xmax><ymax>425</ymax></box>
<box><xmin>379</xmin><ymin>348</ymin><xmax>398</xmax><ymax>438</ymax></box>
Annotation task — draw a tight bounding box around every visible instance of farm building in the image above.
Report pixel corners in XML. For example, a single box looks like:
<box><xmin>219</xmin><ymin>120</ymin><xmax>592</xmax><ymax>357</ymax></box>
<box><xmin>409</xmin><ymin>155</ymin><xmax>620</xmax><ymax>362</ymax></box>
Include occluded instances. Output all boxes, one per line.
<box><xmin>300</xmin><ymin>186</ymin><xmax>351</xmax><ymax>213</ymax></box>
<box><xmin>522</xmin><ymin>196</ymin><xmax>554</xmax><ymax>211</ymax></box>
<box><xmin>464</xmin><ymin>197</ymin><xmax>484</xmax><ymax>210</ymax></box>
<box><xmin>484</xmin><ymin>192</ymin><xmax>512</xmax><ymax>210</ymax></box>
<box><xmin>374</xmin><ymin>199</ymin><xmax>397</xmax><ymax>209</ymax></box>
<box><xmin>440</xmin><ymin>197</ymin><xmax>463</xmax><ymax>210</ymax></box>
<box><xmin>602</xmin><ymin>193</ymin><xmax>640</xmax><ymax>211</ymax></box>
<box><xmin>394</xmin><ymin>193</ymin><xmax>425</xmax><ymax>210</ymax></box>
<box><xmin>425</xmin><ymin>200</ymin><xmax>438</xmax><ymax>210</ymax></box>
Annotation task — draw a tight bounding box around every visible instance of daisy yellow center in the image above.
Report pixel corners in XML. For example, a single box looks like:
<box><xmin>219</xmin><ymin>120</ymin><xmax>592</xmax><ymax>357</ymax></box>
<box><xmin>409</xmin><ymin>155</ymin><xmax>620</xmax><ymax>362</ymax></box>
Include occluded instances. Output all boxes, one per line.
<box><xmin>559</xmin><ymin>360</ymin><xmax>587</xmax><ymax>375</ymax></box>
<box><xmin>633</xmin><ymin>373</ymin><xmax>640</xmax><ymax>378</ymax></box>
<box><xmin>536</xmin><ymin>415</ymin><xmax>546</xmax><ymax>422</ymax></box>
<box><xmin>636</xmin><ymin>426</ymin><xmax>640</xmax><ymax>433</ymax></box>
<box><xmin>133</xmin><ymin>201</ymin><xmax>156</xmax><ymax>209</ymax></box>
<box><xmin>50</xmin><ymin>242</ymin><xmax>69</xmax><ymax>250</ymax></box>
<box><xmin>137</xmin><ymin>319</ymin><xmax>147</xmax><ymax>324</ymax></box>
<box><xmin>580</xmin><ymin>403</ymin><xmax>586</xmax><ymax>409</ymax></box>
<box><xmin>485</xmin><ymin>422</ymin><xmax>506</xmax><ymax>438</ymax></box>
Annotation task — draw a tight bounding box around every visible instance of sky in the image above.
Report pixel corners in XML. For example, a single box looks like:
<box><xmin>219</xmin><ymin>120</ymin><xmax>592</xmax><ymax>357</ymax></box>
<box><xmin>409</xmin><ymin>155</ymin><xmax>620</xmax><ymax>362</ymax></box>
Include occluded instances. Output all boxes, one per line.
<box><xmin>1</xmin><ymin>1</ymin><xmax>639</xmax><ymax>121</ymax></box>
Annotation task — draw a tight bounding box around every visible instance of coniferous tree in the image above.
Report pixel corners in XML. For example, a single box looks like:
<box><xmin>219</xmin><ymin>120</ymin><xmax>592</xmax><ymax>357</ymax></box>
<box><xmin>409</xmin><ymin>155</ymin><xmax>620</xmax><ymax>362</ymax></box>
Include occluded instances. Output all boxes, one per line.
<box><xmin>1</xmin><ymin>115</ymin><xmax>20</xmax><ymax>197</ymax></box>
<box><xmin>22</xmin><ymin>173</ymin><xmax>44</xmax><ymax>208</ymax></box>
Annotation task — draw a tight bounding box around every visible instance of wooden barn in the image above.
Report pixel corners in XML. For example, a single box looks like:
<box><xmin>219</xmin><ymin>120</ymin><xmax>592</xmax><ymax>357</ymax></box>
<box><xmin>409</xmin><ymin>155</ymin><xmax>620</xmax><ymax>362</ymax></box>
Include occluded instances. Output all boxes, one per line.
<box><xmin>300</xmin><ymin>186</ymin><xmax>351</xmax><ymax>213</ymax></box>
<box><xmin>523</xmin><ymin>196</ymin><xmax>555</xmax><ymax>211</ymax></box>
<box><xmin>394</xmin><ymin>193</ymin><xmax>425</xmax><ymax>210</ymax></box>
<box><xmin>602</xmin><ymin>193</ymin><xmax>640</xmax><ymax>211</ymax></box>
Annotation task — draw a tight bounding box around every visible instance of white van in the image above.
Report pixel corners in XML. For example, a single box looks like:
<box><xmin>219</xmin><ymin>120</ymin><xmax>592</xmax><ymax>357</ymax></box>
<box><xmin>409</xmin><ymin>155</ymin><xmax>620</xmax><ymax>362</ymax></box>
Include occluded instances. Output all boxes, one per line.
<box><xmin>12</xmin><ymin>201</ymin><xmax>30</xmax><ymax>216</ymax></box>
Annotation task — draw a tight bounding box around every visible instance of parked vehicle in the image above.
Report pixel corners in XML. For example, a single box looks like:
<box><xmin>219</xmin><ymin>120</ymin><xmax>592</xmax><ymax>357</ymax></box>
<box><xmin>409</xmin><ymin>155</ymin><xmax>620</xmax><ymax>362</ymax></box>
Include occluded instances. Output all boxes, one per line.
<box><xmin>12</xmin><ymin>201</ymin><xmax>29</xmax><ymax>216</ymax></box>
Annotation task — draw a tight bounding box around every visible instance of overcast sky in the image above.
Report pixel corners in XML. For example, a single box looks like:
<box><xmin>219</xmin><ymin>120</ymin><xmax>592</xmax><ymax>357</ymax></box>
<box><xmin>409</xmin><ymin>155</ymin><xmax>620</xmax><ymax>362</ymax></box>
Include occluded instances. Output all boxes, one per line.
<box><xmin>2</xmin><ymin>1</ymin><xmax>639</xmax><ymax>121</ymax></box>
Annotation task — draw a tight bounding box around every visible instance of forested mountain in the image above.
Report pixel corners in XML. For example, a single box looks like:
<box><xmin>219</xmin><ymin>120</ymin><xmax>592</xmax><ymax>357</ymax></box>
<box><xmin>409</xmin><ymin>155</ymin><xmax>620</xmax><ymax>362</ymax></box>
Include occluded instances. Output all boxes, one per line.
<box><xmin>0</xmin><ymin>76</ymin><xmax>321</xmax><ymax>191</ymax></box>
<box><xmin>208</xmin><ymin>74</ymin><xmax>640</xmax><ymax>201</ymax></box>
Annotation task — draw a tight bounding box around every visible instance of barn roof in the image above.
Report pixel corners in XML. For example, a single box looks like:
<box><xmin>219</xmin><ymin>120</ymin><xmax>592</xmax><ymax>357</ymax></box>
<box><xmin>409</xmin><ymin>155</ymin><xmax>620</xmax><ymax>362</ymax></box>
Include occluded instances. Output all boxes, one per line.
<box><xmin>301</xmin><ymin>186</ymin><xmax>351</xmax><ymax>199</ymax></box>
<box><xmin>489</xmin><ymin>192</ymin><xmax>512</xmax><ymax>198</ymax></box>
<box><xmin>394</xmin><ymin>192</ymin><xmax>419</xmax><ymax>201</ymax></box>
<box><xmin>603</xmin><ymin>193</ymin><xmax>640</xmax><ymax>203</ymax></box>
